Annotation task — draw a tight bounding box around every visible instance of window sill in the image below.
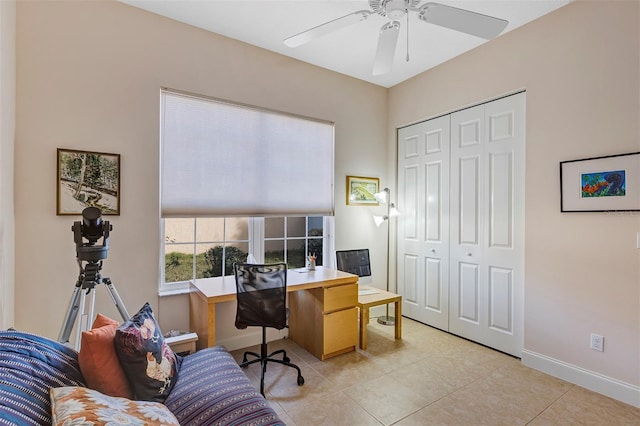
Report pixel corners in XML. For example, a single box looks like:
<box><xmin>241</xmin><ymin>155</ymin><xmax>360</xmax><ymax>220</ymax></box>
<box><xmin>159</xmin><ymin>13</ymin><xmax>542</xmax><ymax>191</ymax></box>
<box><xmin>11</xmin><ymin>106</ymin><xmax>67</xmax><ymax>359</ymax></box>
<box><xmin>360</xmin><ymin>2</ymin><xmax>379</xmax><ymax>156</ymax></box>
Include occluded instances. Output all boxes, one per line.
<box><xmin>159</xmin><ymin>285</ymin><xmax>192</xmax><ymax>297</ymax></box>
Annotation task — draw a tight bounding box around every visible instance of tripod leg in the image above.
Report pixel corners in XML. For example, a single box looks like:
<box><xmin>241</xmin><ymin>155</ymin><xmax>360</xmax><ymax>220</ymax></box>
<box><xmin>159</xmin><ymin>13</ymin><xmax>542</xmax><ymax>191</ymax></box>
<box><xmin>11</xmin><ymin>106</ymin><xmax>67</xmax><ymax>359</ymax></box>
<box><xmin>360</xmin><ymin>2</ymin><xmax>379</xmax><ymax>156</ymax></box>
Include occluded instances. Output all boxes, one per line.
<box><xmin>74</xmin><ymin>290</ymin><xmax>95</xmax><ymax>349</ymax></box>
<box><xmin>104</xmin><ymin>279</ymin><xmax>130</xmax><ymax>321</ymax></box>
<box><xmin>58</xmin><ymin>286</ymin><xmax>83</xmax><ymax>344</ymax></box>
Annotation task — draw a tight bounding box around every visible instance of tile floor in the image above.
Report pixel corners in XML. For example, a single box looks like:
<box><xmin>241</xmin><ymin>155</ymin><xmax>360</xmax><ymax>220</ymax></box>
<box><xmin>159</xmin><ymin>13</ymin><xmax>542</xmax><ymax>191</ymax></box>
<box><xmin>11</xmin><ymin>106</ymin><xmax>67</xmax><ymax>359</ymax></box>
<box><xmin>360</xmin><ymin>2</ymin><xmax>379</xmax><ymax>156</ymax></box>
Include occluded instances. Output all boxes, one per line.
<box><xmin>230</xmin><ymin>317</ymin><xmax>640</xmax><ymax>425</ymax></box>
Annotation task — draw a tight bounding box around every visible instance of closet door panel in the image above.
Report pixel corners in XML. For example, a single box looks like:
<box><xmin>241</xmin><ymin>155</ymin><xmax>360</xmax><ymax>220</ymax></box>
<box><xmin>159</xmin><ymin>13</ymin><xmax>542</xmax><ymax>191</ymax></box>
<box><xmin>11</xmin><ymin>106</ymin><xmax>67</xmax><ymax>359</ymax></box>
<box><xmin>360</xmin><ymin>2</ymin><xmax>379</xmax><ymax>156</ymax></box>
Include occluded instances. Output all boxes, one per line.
<box><xmin>450</xmin><ymin>104</ymin><xmax>484</xmax><ymax>338</ymax></box>
<box><xmin>425</xmin><ymin>257</ymin><xmax>443</xmax><ymax>312</ymax></box>
<box><xmin>403</xmin><ymin>165</ymin><xmax>419</xmax><ymax>241</ymax></box>
<box><xmin>397</xmin><ymin>116</ymin><xmax>449</xmax><ymax>330</ymax></box>
<box><xmin>397</xmin><ymin>129</ymin><xmax>422</xmax><ymax>320</ymax></box>
<box><xmin>458</xmin><ymin>156</ymin><xmax>481</xmax><ymax>246</ymax></box>
<box><xmin>402</xmin><ymin>253</ymin><xmax>419</xmax><ymax>305</ymax></box>
<box><xmin>425</xmin><ymin>161</ymin><xmax>443</xmax><ymax>242</ymax></box>
<box><xmin>488</xmin><ymin>266</ymin><xmax>513</xmax><ymax>333</ymax></box>
<box><xmin>482</xmin><ymin>93</ymin><xmax>525</xmax><ymax>355</ymax></box>
<box><xmin>458</xmin><ymin>262</ymin><xmax>480</xmax><ymax>324</ymax></box>
<box><xmin>489</xmin><ymin>152</ymin><xmax>513</xmax><ymax>248</ymax></box>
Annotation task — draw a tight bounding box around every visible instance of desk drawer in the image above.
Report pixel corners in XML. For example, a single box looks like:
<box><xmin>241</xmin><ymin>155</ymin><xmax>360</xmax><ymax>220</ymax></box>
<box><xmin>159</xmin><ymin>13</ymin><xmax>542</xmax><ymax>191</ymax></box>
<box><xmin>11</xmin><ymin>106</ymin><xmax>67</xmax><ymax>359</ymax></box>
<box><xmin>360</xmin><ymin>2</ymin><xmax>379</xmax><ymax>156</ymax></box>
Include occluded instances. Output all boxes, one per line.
<box><xmin>323</xmin><ymin>307</ymin><xmax>358</xmax><ymax>354</ymax></box>
<box><xmin>323</xmin><ymin>283</ymin><xmax>357</xmax><ymax>313</ymax></box>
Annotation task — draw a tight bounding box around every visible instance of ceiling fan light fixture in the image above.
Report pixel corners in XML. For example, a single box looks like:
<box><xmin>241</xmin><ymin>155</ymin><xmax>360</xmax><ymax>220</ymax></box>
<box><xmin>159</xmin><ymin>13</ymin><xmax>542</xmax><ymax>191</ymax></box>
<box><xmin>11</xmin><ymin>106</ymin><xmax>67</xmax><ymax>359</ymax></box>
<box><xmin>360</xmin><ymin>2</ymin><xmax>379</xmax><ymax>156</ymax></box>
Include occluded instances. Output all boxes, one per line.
<box><xmin>385</xmin><ymin>0</ymin><xmax>407</xmax><ymax>20</ymax></box>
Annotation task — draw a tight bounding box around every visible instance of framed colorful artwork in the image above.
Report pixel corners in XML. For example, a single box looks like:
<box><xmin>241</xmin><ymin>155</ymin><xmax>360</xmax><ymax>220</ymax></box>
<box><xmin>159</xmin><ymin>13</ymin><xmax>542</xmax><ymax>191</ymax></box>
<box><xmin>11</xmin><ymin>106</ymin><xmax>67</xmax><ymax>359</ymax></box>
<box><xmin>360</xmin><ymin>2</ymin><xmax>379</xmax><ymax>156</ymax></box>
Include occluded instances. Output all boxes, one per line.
<box><xmin>560</xmin><ymin>152</ymin><xmax>639</xmax><ymax>212</ymax></box>
<box><xmin>346</xmin><ymin>176</ymin><xmax>380</xmax><ymax>206</ymax></box>
<box><xmin>57</xmin><ymin>148</ymin><xmax>121</xmax><ymax>215</ymax></box>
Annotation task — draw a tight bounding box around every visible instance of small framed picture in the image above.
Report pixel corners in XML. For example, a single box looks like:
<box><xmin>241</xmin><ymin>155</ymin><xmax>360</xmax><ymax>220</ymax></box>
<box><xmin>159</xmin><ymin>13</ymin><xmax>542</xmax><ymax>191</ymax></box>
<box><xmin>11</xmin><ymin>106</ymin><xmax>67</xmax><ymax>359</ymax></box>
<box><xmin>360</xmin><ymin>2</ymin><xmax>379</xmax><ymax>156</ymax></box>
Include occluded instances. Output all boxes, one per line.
<box><xmin>560</xmin><ymin>152</ymin><xmax>639</xmax><ymax>212</ymax></box>
<box><xmin>346</xmin><ymin>176</ymin><xmax>380</xmax><ymax>206</ymax></box>
<box><xmin>57</xmin><ymin>148</ymin><xmax>121</xmax><ymax>215</ymax></box>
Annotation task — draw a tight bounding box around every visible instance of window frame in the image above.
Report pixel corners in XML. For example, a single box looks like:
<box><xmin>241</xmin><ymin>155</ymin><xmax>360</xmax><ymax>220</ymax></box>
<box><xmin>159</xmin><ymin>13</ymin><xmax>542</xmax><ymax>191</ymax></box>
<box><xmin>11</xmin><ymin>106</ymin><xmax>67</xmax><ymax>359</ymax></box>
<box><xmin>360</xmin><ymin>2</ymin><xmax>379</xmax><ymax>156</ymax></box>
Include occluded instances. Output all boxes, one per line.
<box><xmin>159</xmin><ymin>216</ymin><xmax>334</xmax><ymax>295</ymax></box>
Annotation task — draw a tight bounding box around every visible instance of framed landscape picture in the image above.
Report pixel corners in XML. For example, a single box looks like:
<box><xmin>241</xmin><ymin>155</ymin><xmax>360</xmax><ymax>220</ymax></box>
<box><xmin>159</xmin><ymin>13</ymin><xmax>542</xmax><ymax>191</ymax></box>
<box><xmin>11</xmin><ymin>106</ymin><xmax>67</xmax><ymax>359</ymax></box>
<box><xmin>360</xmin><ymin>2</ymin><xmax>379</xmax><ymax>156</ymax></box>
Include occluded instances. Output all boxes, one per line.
<box><xmin>57</xmin><ymin>148</ymin><xmax>121</xmax><ymax>215</ymax></box>
<box><xmin>346</xmin><ymin>175</ymin><xmax>379</xmax><ymax>206</ymax></box>
<box><xmin>560</xmin><ymin>152</ymin><xmax>639</xmax><ymax>212</ymax></box>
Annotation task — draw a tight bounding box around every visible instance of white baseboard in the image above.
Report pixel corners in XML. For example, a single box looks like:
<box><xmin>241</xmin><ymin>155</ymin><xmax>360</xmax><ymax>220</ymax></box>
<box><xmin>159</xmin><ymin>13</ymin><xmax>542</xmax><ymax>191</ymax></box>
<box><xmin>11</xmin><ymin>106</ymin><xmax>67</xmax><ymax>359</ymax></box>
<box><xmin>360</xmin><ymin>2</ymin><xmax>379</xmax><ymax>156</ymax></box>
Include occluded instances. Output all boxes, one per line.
<box><xmin>521</xmin><ymin>349</ymin><xmax>640</xmax><ymax>408</ymax></box>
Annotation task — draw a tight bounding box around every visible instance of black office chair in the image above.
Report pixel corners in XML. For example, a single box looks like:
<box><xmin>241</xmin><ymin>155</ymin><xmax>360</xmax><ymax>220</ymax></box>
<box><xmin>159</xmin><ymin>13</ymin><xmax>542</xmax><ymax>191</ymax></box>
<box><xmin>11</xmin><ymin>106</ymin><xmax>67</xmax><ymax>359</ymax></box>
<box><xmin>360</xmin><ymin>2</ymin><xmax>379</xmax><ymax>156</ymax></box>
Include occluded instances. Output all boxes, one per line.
<box><xmin>233</xmin><ymin>263</ymin><xmax>304</xmax><ymax>396</ymax></box>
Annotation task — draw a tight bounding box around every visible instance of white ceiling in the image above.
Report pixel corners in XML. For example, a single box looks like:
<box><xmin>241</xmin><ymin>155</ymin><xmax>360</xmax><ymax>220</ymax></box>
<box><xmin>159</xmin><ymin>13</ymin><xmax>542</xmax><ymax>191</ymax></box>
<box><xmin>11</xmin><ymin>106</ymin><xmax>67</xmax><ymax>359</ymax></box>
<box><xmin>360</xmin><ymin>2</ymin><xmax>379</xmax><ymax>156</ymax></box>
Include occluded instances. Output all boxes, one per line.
<box><xmin>119</xmin><ymin>0</ymin><xmax>572</xmax><ymax>88</ymax></box>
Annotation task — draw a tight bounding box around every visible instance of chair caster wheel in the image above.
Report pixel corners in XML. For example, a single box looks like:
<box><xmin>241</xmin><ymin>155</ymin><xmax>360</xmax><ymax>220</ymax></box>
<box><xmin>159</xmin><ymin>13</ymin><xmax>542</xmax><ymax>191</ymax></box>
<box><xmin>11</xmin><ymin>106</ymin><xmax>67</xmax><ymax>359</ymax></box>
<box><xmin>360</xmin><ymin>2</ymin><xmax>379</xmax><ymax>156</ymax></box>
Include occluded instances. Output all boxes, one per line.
<box><xmin>297</xmin><ymin>376</ymin><xmax>305</xmax><ymax>386</ymax></box>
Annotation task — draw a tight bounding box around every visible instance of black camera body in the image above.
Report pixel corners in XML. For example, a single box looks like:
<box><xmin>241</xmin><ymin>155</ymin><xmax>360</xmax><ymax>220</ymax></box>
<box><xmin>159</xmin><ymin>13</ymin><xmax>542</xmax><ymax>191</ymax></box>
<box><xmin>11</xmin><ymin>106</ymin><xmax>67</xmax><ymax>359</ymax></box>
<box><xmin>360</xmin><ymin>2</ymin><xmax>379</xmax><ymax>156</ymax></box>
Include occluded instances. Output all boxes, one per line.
<box><xmin>73</xmin><ymin>206</ymin><xmax>111</xmax><ymax>263</ymax></box>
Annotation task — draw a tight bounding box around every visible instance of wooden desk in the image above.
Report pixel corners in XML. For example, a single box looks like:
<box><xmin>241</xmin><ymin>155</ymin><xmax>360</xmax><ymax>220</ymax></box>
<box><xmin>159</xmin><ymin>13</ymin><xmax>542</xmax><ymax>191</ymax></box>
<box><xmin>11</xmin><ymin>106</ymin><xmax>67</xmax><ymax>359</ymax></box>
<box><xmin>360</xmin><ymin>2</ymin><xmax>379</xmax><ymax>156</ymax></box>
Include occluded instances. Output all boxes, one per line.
<box><xmin>357</xmin><ymin>285</ymin><xmax>402</xmax><ymax>350</ymax></box>
<box><xmin>189</xmin><ymin>266</ymin><xmax>359</xmax><ymax>360</ymax></box>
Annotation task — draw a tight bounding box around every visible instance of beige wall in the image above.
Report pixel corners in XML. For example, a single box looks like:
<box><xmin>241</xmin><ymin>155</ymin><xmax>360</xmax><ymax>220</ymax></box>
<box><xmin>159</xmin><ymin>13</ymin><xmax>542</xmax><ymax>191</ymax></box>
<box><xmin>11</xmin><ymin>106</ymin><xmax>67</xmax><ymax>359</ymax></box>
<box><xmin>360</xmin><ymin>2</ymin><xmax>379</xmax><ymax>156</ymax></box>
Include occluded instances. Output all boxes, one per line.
<box><xmin>14</xmin><ymin>1</ymin><xmax>387</xmax><ymax>342</ymax></box>
<box><xmin>0</xmin><ymin>0</ymin><xmax>16</xmax><ymax>330</ymax></box>
<box><xmin>389</xmin><ymin>0</ymin><xmax>639</xmax><ymax>392</ymax></box>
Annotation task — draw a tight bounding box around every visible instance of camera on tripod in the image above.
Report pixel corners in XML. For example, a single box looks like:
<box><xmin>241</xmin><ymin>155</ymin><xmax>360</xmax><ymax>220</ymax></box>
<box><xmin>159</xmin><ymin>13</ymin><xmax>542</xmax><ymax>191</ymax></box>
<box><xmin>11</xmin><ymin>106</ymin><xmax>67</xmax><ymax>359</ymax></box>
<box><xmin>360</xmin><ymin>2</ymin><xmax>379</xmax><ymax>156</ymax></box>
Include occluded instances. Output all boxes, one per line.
<box><xmin>59</xmin><ymin>207</ymin><xmax>129</xmax><ymax>347</ymax></box>
<box><xmin>73</xmin><ymin>207</ymin><xmax>111</xmax><ymax>287</ymax></box>
<box><xmin>74</xmin><ymin>206</ymin><xmax>110</xmax><ymax>260</ymax></box>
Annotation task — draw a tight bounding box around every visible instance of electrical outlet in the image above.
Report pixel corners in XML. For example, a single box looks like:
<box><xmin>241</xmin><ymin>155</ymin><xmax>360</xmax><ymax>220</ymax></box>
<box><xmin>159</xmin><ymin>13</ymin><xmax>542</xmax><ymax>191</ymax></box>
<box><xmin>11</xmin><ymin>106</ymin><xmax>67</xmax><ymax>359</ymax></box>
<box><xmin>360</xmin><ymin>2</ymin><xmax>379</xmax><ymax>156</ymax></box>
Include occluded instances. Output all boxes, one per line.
<box><xmin>590</xmin><ymin>333</ymin><xmax>604</xmax><ymax>352</ymax></box>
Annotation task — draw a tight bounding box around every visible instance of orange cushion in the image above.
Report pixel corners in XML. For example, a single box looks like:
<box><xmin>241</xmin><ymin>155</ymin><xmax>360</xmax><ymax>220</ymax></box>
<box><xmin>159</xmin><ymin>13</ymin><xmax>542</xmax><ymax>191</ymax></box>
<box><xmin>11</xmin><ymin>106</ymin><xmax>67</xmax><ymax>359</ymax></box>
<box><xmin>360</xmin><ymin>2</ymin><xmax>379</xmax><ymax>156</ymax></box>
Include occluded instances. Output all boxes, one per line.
<box><xmin>92</xmin><ymin>312</ymin><xmax>118</xmax><ymax>329</ymax></box>
<box><xmin>78</xmin><ymin>315</ymin><xmax>133</xmax><ymax>399</ymax></box>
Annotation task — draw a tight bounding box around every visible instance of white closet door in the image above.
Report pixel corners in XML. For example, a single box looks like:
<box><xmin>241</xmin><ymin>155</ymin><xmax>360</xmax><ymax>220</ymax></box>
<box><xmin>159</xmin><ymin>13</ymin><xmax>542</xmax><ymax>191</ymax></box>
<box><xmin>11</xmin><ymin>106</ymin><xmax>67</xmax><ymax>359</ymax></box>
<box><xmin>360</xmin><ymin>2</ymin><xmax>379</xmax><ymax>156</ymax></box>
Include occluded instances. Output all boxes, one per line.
<box><xmin>483</xmin><ymin>94</ymin><xmax>525</xmax><ymax>355</ymax></box>
<box><xmin>449</xmin><ymin>103</ymin><xmax>486</xmax><ymax>341</ymax></box>
<box><xmin>396</xmin><ymin>92</ymin><xmax>525</xmax><ymax>357</ymax></box>
<box><xmin>449</xmin><ymin>93</ymin><xmax>525</xmax><ymax>356</ymax></box>
<box><xmin>397</xmin><ymin>116</ymin><xmax>450</xmax><ymax>330</ymax></box>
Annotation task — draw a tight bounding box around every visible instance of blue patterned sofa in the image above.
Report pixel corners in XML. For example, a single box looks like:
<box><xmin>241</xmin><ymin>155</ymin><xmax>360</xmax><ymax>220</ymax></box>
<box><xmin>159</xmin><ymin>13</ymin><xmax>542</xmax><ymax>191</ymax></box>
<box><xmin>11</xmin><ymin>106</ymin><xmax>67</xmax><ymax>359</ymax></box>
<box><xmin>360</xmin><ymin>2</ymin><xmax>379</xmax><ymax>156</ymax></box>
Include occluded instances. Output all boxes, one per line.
<box><xmin>0</xmin><ymin>330</ymin><xmax>283</xmax><ymax>425</ymax></box>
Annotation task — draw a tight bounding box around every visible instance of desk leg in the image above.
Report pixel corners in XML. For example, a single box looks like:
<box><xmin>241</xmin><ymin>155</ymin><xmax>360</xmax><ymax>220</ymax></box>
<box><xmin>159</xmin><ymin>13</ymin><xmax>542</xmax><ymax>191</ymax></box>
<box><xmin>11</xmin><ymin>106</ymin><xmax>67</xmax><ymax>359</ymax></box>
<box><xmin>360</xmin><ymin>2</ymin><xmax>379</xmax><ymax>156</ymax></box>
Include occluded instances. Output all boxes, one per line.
<box><xmin>206</xmin><ymin>301</ymin><xmax>216</xmax><ymax>348</ymax></box>
<box><xmin>394</xmin><ymin>300</ymin><xmax>402</xmax><ymax>340</ymax></box>
<box><xmin>190</xmin><ymin>291</ymin><xmax>216</xmax><ymax>350</ymax></box>
<box><xmin>359</xmin><ymin>306</ymin><xmax>369</xmax><ymax>350</ymax></box>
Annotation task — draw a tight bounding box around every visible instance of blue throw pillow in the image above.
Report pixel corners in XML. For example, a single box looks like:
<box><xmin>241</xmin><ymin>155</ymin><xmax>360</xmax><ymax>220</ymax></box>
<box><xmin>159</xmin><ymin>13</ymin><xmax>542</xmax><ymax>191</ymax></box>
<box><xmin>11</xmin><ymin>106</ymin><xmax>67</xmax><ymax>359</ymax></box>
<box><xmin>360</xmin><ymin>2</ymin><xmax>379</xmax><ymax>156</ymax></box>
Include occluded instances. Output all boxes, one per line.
<box><xmin>114</xmin><ymin>303</ymin><xmax>180</xmax><ymax>402</ymax></box>
<box><xmin>0</xmin><ymin>330</ymin><xmax>85</xmax><ymax>425</ymax></box>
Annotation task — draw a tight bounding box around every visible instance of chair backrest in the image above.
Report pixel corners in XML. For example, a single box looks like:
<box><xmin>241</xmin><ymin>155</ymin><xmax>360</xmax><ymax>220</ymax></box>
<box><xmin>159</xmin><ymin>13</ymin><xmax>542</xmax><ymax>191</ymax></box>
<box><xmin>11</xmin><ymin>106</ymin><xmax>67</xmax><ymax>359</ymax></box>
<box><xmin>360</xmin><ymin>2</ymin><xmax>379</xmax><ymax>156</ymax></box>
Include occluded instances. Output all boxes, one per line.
<box><xmin>335</xmin><ymin>249</ymin><xmax>372</xmax><ymax>284</ymax></box>
<box><xmin>234</xmin><ymin>263</ymin><xmax>287</xmax><ymax>330</ymax></box>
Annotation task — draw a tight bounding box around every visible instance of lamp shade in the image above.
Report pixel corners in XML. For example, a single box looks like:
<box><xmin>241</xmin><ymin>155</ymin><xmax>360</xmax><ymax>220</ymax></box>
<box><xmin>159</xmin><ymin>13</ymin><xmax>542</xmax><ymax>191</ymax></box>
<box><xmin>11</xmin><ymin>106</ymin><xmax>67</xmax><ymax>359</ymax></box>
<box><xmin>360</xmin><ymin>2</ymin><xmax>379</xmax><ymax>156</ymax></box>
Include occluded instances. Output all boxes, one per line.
<box><xmin>374</xmin><ymin>188</ymin><xmax>389</xmax><ymax>204</ymax></box>
<box><xmin>373</xmin><ymin>215</ymin><xmax>386</xmax><ymax>227</ymax></box>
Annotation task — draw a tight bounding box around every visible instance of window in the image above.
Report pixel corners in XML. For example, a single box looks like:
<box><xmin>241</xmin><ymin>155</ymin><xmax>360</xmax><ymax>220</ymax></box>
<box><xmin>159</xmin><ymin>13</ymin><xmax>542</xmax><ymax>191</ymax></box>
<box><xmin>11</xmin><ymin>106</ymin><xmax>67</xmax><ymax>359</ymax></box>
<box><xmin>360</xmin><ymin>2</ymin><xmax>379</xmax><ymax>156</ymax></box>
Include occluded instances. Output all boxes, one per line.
<box><xmin>164</xmin><ymin>217</ymin><xmax>249</xmax><ymax>284</ymax></box>
<box><xmin>159</xmin><ymin>89</ymin><xmax>335</xmax><ymax>293</ymax></box>
<box><xmin>264</xmin><ymin>216</ymin><xmax>325</xmax><ymax>266</ymax></box>
<box><xmin>162</xmin><ymin>216</ymin><xmax>331</xmax><ymax>293</ymax></box>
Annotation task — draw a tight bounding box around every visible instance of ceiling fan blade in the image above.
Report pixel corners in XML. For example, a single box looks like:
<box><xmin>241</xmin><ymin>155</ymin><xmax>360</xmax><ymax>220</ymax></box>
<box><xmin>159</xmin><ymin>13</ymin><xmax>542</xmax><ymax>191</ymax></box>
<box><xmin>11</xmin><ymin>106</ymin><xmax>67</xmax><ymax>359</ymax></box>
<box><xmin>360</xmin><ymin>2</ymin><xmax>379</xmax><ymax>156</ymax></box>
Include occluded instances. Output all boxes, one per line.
<box><xmin>283</xmin><ymin>10</ymin><xmax>371</xmax><ymax>48</ymax></box>
<box><xmin>373</xmin><ymin>21</ymin><xmax>400</xmax><ymax>76</ymax></box>
<box><xmin>418</xmin><ymin>2</ymin><xmax>508</xmax><ymax>40</ymax></box>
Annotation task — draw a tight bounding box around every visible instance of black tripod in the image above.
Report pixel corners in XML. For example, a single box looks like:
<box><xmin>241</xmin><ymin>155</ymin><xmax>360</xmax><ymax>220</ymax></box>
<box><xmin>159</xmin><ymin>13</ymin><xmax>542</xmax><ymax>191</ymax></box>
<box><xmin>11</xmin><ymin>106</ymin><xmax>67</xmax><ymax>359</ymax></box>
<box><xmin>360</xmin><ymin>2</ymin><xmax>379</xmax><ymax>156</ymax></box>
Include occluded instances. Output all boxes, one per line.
<box><xmin>58</xmin><ymin>207</ymin><xmax>129</xmax><ymax>347</ymax></box>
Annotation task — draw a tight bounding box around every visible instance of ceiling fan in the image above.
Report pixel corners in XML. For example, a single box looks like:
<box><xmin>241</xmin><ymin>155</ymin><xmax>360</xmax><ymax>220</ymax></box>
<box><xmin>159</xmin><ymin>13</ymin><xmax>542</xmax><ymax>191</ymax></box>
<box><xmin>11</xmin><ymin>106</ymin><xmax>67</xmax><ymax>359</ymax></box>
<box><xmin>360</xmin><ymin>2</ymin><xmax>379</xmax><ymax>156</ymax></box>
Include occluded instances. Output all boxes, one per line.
<box><xmin>283</xmin><ymin>1</ymin><xmax>509</xmax><ymax>76</ymax></box>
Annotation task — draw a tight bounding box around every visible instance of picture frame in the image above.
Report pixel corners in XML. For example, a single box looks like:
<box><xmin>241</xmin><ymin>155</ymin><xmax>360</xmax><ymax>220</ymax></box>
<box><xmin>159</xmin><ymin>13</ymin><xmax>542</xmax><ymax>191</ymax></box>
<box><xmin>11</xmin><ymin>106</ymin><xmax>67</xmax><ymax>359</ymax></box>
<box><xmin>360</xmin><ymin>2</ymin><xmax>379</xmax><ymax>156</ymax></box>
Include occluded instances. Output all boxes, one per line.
<box><xmin>57</xmin><ymin>148</ymin><xmax>121</xmax><ymax>215</ymax></box>
<box><xmin>560</xmin><ymin>152</ymin><xmax>639</xmax><ymax>212</ymax></box>
<box><xmin>346</xmin><ymin>175</ymin><xmax>380</xmax><ymax>206</ymax></box>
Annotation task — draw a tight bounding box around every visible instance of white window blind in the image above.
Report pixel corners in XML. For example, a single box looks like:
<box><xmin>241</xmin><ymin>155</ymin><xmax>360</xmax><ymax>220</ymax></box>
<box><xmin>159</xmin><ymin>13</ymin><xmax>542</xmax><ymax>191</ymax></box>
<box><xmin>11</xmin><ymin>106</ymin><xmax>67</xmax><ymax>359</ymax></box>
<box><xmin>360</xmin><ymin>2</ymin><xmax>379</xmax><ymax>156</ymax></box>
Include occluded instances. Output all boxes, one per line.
<box><xmin>160</xmin><ymin>90</ymin><xmax>335</xmax><ymax>217</ymax></box>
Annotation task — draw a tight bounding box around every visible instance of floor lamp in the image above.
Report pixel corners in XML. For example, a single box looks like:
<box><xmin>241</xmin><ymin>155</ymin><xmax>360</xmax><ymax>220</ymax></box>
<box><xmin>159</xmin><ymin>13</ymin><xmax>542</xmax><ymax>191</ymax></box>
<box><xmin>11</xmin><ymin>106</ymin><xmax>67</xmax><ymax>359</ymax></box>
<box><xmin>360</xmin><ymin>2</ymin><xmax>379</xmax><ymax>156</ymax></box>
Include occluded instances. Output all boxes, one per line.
<box><xmin>373</xmin><ymin>187</ymin><xmax>399</xmax><ymax>326</ymax></box>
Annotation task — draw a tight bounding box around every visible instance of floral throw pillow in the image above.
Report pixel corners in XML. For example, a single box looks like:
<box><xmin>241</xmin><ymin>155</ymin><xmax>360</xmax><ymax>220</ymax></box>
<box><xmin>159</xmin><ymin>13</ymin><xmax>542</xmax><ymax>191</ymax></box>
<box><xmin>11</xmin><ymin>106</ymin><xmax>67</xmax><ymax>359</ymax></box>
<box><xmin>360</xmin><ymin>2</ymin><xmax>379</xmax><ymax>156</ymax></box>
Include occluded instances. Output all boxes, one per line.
<box><xmin>114</xmin><ymin>303</ymin><xmax>180</xmax><ymax>402</ymax></box>
<box><xmin>50</xmin><ymin>386</ymin><xmax>179</xmax><ymax>425</ymax></box>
